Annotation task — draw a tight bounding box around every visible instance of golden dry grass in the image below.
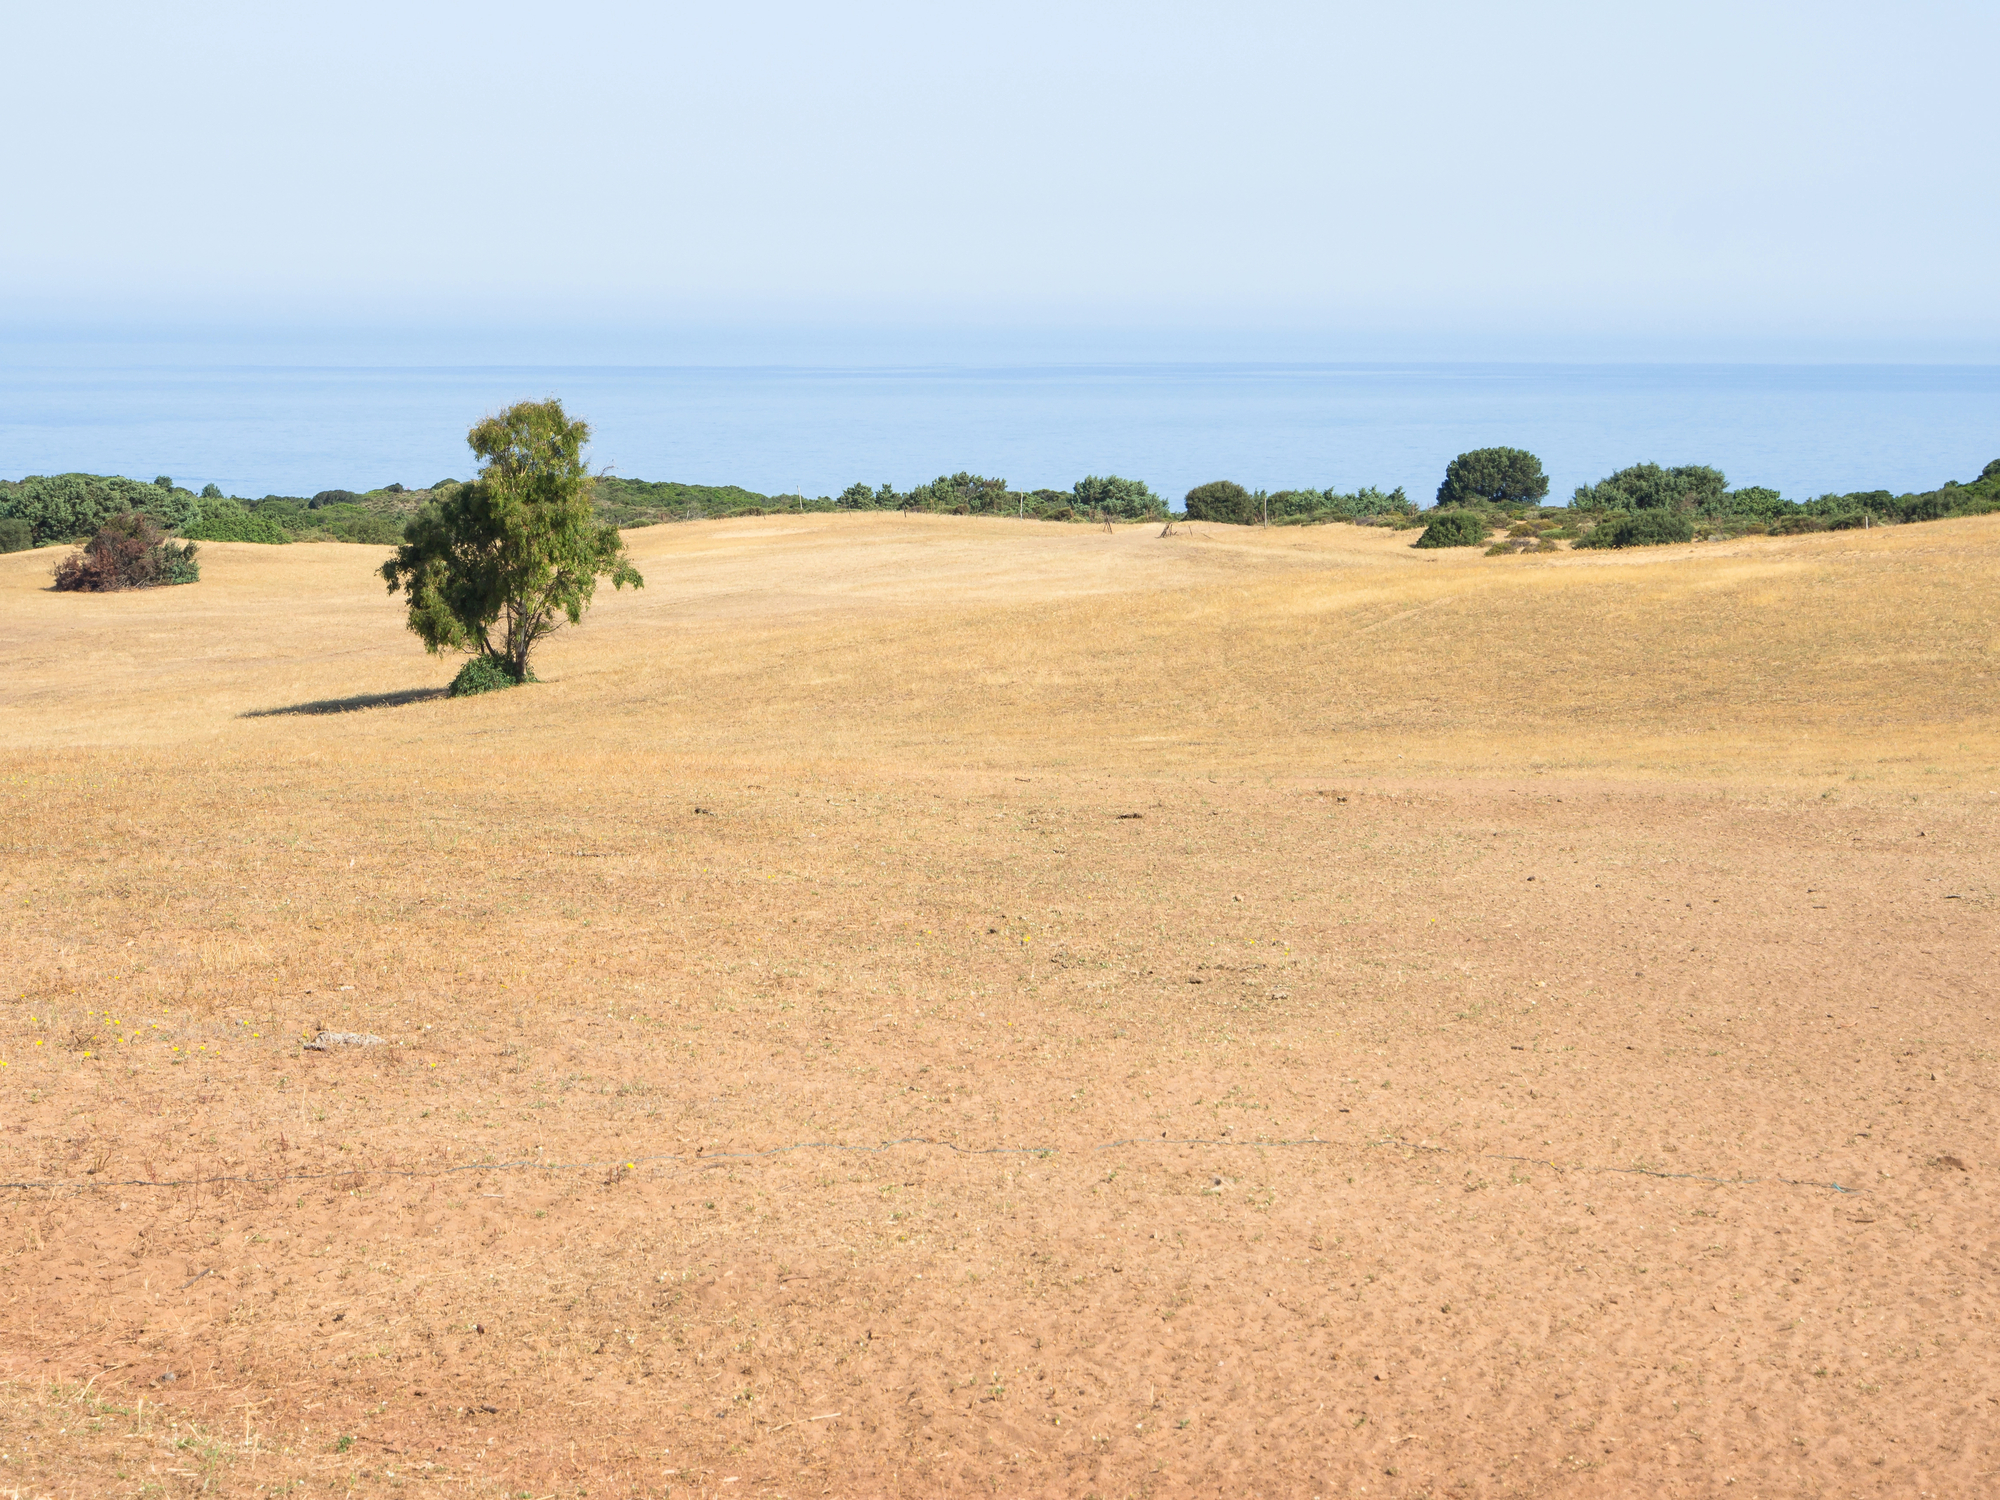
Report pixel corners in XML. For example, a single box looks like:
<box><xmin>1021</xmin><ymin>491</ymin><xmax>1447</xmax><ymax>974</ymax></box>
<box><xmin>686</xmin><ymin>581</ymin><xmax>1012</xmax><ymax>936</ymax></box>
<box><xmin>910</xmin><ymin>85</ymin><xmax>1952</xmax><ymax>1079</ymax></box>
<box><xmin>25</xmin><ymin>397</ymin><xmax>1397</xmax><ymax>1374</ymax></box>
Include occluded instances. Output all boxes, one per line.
<box><xmin>2</xmin><ymin>514</ymin><xmax>1997</xmax><ymax>1497</ymax></box>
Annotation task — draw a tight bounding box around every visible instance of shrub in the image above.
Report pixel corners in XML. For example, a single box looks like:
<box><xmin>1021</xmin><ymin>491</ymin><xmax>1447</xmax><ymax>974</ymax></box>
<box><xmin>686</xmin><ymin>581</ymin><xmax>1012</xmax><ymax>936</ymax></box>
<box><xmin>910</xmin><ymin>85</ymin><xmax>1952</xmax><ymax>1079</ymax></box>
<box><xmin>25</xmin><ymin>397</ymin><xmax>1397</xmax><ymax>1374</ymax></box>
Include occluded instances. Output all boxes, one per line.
<box><xmin>0</xmin><ymin>517</ymin><xmax>30</xmax><ymax>553</ymax></box>
<box><xmin>51</xmin><ymin>512</ymin><xmax>199</xmax><ymax>590</ymax></box>
<box><xmin>1571</xmin><ymin>462</ymin><xmax>1726</xmax><ymax>512</ymax></box>
<box><xmin>310</xmin><ymin>506</ymin><xmax>404</xmax><ymax>545</ymax></box>
<box><xmin>449</xmin><ymin>655</ymin><xmax>533</xmax><ymax>696</ymax></box>
<box><xmin>1572</xmin><ymin>510</ymin><xmax>1696</xmax><ymax>548</ymax></box>
<box><xmin>1712</xmin><ymin>484</ymin><xmax>1790</xmax><ymax>518</ymax></box>
<box><xmin>1266</xmin><ymin>485</ymin><xmax>1415</xmax><ymax>524</ymax></box>
<box><xmin>311</xmin><ymin>489</ymin><xmax>361</xmax><ymax>509</ymax></box>
<box><xmin>183</xmin><ymin>502</ymin><xmax>291</xmax><ymax>544</ymax></box>
<box><xmin>1183</xmin><ymin>480</ymin><xmax>1255</xmax><ymax>524</ymax></box>
<box><xmin>1768</xmin><ymin>514</ymin><xmax>1828</xmax><ymax>535</ymax></box>
<box><xmin>2</xmin><ymin>472</ymin><xmax>193</xmax><ymax>544</ymax></box>
<box><xmin>1436</xmin><ymin>448</ymin><xmax>1549</xmax><ymax>507</ymax></box>
<box><xmin>1411</xmin><ymin>510</ymin><xmax>1492</xmax><ymax>548</ymax></box>
<box><xmin>1072</xmin><ymin>474</ymin><xmax>1165</xmax><ymax>520</ymax></box>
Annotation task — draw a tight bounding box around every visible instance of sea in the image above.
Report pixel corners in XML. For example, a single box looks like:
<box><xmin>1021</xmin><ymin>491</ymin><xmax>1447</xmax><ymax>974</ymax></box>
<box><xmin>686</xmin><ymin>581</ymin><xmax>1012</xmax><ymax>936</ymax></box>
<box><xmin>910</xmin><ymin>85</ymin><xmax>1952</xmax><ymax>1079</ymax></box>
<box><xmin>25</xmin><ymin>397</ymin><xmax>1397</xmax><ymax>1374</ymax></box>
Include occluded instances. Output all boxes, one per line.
<box><xmin>2</xmin><ymin>361</ymin><xmax>1995</xmax><ymax>506</ymax></box>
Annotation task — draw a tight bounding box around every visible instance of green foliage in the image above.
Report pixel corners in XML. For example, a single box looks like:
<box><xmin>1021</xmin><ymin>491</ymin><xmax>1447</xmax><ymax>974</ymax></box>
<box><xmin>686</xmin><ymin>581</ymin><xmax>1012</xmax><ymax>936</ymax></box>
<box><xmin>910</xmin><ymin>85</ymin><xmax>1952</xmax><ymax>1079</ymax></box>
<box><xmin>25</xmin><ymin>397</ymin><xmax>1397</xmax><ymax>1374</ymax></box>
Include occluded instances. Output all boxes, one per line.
<box><xmin>1183</xmin><ymin>480</ymin><xmax>1255</xmax><ymax>524</ymax></box>
<box><xmin>1411</xmin><ymin>510</ymin><xmax>1493</xmax><ymax>548</ymax></box>
<box><xmin>824</xmin><ymin>473</ymin><xmax>1152</xmax><ymax>521</ymax></box>
<box><xmin>449</xmin><ymin>655</ymin><xmax>532</xmax><ymax>696</ymax></box>
<box><xmin>51</xmin><ymin>512</ymin><xmax>199</xmax><ymax>590</ymax></box>
<box><xmin>311</xmin><ymin>489</ymin><xmax>361</xmax><ymax>509</ymax></box>
<box><xmin>1266</xmin><ymin>485</ymin><xmax>1416</xmax><ymax>524</ymax></box>
<box><xmin>0</xmin><ymin>472</ymin><xmax>200</xmax><ymax>543</ymax></box>
<box><xmin>183</xmin><ymin>500</ymin><xmax>291</xmax><ymax>544</ymax></box>
<box><xmin>315</xmin><ymin>506</ymin><xmax>404</xmax><ymax>544</ymax></box>
<box><xmin>382</xmin><ymin>399</ymin><xmax>643</xmax><ymax>681</ymax></box>
<box><xmin>0</xmin><ymin>517</ymin><xmax>30</xmax><ymax>553</ymax></box>
<box><xmin>1436</xmin><ymin>448</ymin><xmax>1549</xmax><ymax>507</ymax></box>
<box><xmin>595</xmin><ymin>476</ymin><xmax>784</xmax><ymax>524</ymax></box>
<box><xmin>200</xmin><ymin>483</ymin><xmax>223</xmax><ymax>499</ymax></box>
<box><xmin>1571</xmin><ymin>462</ymin><xmax>1725</xmax><ymax>513</ymax></box>
<box><xmin>1711</xmin><ymin>485</ymin><xmax>1791</xmax><ymax>518</ymax></box>
<box><xmin>1572</xmin><ymin>510</ymin><xmax>1696</xmax><ymax>548</ymax></box>
<box><xmin>907</xmin><ymin>472</ymin><xmax>1012</xmax><ymax>513</ymax></box>
<box><xmin>1071</xmin><ymin>474</ymin><xmax>1165</xmax><ymax>519</ymax></box>
<box><xmin>1180</xmin><ymin>480</ymin><xmax>1414</xmax><ymax>526</ymax></box>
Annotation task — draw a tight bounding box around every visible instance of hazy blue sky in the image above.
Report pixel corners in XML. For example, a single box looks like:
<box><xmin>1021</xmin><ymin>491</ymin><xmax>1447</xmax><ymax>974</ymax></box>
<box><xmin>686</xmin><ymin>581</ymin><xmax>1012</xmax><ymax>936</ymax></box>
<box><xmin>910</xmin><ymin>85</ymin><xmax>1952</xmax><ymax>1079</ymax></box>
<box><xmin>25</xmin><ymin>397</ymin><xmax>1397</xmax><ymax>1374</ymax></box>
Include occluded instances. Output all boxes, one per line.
<box><xmin>6</xmin><ymin>1</ymin><xmax>1997</xmax><ymax>362</ymax></box>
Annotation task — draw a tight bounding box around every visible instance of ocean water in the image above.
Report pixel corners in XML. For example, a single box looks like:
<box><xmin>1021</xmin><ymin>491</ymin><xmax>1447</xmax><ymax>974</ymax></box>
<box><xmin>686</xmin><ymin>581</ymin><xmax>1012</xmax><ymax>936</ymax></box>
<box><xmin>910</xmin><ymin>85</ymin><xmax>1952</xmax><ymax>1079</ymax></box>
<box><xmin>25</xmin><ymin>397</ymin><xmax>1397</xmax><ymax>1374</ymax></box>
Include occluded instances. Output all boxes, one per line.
<box><xmin>1</xmin><ymin>362</ymin><xmax>1995</xmax><ymax>506</ymax></box>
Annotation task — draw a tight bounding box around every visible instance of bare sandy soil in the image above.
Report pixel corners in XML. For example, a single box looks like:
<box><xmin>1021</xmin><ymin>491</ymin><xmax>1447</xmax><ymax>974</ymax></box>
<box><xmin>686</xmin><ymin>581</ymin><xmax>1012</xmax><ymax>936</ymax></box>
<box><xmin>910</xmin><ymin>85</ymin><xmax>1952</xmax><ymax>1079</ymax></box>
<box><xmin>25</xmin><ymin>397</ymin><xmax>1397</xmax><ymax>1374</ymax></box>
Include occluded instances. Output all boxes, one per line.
<box><xmin>2</xmin><ymin>514</ymin><xmax>1997</xmax><ymax>1498</ymax></box>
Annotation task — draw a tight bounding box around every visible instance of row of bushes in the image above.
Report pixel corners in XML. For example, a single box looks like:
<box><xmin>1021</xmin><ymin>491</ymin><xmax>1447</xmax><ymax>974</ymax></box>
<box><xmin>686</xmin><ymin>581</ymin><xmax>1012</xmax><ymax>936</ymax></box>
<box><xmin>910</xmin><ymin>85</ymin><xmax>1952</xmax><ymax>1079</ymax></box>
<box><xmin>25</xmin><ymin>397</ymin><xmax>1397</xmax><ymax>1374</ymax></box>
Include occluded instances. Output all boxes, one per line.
<box><xmin>0</xmin><ymin>473</ymin><xmax>433</xmax><ymax>548</ymax></box>
<box><xmin>838</xmin><ymin>472</ymin><xmax>1168</xmax><ymax>520</ymax></box>
<box><xmin>1570</xmin><ymin>459</ymin><xmax>2000</xmax><ymax>527</ymax></box>
<box><xmin>1409</xmin><ymin>459</ymin><xmax>2000</xmax><ymax>551</ymax></box>
<box><xmin>14</xmin><ymin>452</ymin><xmax>2000</xmax><ymax>560</ymax></box>
<box><xmin>1182</xmin><ymin>480</ymin><xmax>1416</xmax><ymax>525</ymax></box>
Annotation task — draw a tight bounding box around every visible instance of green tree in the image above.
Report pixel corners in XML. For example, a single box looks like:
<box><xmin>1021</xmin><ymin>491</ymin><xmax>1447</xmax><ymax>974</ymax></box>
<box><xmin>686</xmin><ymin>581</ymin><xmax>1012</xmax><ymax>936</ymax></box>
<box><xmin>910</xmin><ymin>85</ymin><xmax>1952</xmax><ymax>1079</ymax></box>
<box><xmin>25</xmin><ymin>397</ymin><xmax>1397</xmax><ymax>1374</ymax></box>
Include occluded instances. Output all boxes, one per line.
<box><xmin>381</xmin><ymin>399</ymin><xmax>642</xmax><ymax>685</ymax></box>
<box><xmin>1183</xmin><ymin>480</ymin><xmax>1256</xmax><ymax>523</ymax></box>
<box><xmin>1435</xmin><ymin>448</ymin><xmax>1549</xmax><ymax>507</ymax></box>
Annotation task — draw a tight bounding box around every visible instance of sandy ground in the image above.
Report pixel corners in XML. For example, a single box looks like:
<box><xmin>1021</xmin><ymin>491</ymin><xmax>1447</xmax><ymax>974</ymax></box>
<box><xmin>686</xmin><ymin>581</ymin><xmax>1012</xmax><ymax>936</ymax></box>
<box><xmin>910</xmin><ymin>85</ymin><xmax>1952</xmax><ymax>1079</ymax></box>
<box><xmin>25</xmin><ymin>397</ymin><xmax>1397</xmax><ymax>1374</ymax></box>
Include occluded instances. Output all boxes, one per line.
<box><xmin>1</xmin><ymin>513</ymin><xmax>1997</xmax><ymax>1497</ymax></box>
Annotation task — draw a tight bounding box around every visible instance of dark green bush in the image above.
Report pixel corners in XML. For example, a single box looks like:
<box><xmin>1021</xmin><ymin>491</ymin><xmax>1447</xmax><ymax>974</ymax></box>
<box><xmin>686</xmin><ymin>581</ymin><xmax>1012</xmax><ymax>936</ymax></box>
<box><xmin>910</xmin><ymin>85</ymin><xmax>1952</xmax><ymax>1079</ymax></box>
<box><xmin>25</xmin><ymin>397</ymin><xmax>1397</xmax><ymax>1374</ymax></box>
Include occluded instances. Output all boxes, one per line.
<box><xmin>449</xmin><ymin>655</ymin><xmax>534</xmax><ymax>697</ymax></box>
<box><xmin>1768</xmin><ymin>514</ymin><xmax>1828</xmax><ymax>535</ymax></box>
<box><xmin>1436</xmin><ymin>448</ymin><xmax>1548</xmax><ymax>507</ymax></box>
<box><xmin>1572</xmin><ymin>462</ymin><xmax>1726</xmax><ymax>513</ymax></box>
<box><xmin>305</xmin><ymin>504</ymin><xmax>404</xmax><ymax>544</ymax></box>
<box><xmin>0</xmin><ymin>517</ymin><xmax>30</xmax><ymax>553</ymax></box>
<box><xmin>1711</xmin><ymin>485</ymin><xmax>1791</xmax><ymax>518</ymax></box>
<box><xmin>1411</xmin><ymin>510</ymin><xmax>1492</xmax><ymax>548</ymax></box>
<box><xmin>310</xmin><ymin>489</ymin><xmax>360</xmax><ymax>509</ymax></box>
<box><xmin>183</xmin><ymin>502</ymin><xmax>291</xmax><ymax>544</ymax></box>
<box><xmin>1072</xmin><ymin>474</ymin><xmax>1165</xmax><ymax>519</ymax></box>
<box><xmin>1573</xmin><ymin>510</ymin><xmax>1696</xmax><ymax>548</ymax></box>
<box><xmin>1183</xmin><ymin>480</ymin><xmax>1255</xmax><ymax>524</ymax></box>
<box><xmin>2</xmin><ymin>472</ymin><xmax>194</xmax><ymax>544</ymax></box>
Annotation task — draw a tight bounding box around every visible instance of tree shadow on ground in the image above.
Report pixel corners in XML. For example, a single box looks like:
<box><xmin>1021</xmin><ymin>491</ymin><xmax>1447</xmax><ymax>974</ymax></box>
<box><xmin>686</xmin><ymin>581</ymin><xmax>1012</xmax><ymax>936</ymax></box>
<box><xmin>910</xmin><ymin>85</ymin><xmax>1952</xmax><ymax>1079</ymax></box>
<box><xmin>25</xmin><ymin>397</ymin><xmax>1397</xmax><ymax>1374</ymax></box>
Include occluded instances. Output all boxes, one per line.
<box><xmin>241</xmin><ymin>687</ymin><xmax>446</xmax><ymax>718</ymax></box>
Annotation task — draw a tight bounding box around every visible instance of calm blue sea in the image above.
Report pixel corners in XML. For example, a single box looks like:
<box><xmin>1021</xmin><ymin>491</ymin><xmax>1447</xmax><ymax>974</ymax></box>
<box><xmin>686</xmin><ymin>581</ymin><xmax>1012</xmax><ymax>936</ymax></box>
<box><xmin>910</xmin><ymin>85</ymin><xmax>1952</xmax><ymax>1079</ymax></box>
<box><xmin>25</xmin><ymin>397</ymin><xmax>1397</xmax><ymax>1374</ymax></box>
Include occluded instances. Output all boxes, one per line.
<box><xmin>2</xmin><ymin>362</ymin><xmax>1995</xmax><ymax>506</ymax></box>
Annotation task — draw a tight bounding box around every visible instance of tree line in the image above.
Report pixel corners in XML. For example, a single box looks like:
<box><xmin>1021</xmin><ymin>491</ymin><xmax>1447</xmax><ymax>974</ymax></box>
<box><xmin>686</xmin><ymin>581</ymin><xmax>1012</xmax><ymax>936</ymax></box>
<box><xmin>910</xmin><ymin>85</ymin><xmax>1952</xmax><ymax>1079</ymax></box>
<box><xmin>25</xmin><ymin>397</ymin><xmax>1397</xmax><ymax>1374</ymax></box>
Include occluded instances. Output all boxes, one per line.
<box><xmin>1408</xmin><ymin>448</ymin><xmax>2000</xmax><ymax>549</ymax></box>
<box><xmin>9</xmin><ymin>438</ymin><xmax>1997</xmax><ymax>568</ymax></box>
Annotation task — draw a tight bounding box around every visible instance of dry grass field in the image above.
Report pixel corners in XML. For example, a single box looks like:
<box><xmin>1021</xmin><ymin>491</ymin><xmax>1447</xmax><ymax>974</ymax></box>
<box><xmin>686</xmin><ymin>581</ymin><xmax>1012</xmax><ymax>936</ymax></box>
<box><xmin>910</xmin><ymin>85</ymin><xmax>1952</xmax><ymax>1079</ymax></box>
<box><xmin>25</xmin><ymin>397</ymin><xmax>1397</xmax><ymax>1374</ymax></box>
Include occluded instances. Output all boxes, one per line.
<box><xmin>2</xmin><ymin>513</ymin><xmax>1997</xmax><ymax>1498</ymax></box>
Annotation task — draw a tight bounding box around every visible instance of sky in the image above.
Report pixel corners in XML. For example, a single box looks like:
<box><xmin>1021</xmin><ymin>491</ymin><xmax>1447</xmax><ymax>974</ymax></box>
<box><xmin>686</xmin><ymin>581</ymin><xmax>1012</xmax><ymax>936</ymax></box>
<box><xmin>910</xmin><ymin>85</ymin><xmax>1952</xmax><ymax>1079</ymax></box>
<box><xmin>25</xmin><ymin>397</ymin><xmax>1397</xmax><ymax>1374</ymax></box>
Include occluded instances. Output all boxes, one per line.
<box><xmin>5</xmin><ymin>1</ymin><xmax>1999</xmax><ymax>364</ymax></box>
